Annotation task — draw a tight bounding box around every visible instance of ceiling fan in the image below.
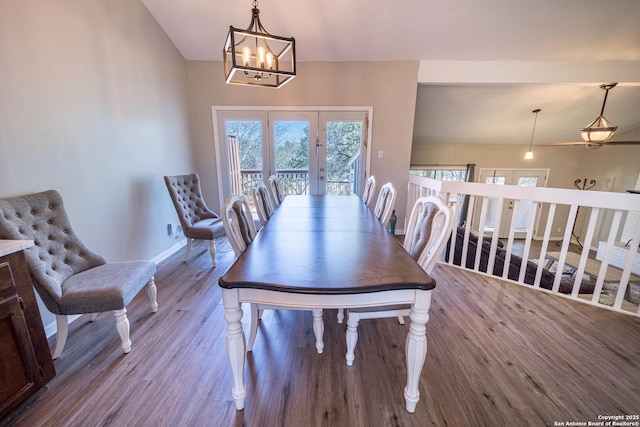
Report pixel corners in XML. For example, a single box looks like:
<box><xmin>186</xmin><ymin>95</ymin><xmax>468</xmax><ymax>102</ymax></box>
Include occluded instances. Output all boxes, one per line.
<box><xmin>540</xmin><ymin>82</ymin><xmax>640</xmax><ymax>149</ymax></box>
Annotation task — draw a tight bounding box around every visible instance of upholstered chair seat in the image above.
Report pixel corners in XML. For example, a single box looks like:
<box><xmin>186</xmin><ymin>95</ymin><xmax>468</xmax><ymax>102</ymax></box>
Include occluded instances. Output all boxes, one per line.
<box><xmin>164</xmin><ymin>173</ymin><xmax>226</xmax><ymax>266</ymax></box>
<box><xmin>0</xmin><ymin>190</ymin><xmax>158</xmax><ymax>359</ymax></box>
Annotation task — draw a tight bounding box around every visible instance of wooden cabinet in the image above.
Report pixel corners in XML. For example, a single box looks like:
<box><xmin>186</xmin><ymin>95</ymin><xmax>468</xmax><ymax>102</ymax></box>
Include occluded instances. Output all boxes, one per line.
<box><xmin>0</xmin><ymin>246</ymin><xmax>55</xmax><ymax>420</ymax></box>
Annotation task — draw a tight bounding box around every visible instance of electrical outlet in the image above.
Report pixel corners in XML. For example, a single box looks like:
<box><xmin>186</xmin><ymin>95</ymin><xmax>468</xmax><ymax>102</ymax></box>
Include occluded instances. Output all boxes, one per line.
<box><xmin>557</xmin><ymin>227</ymin><xmax>561</xmax><ymax>233</ymax></box>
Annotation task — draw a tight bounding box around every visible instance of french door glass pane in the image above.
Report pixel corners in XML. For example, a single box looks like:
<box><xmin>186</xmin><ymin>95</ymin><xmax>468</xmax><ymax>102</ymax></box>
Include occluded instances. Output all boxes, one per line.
<box><xmin>326</xmin><ymin>121</ymin><xmax>361</xmax><ymax>195</ymax></box>
<box><xmin>274</xmin><ymin>120</ymin><xmax>310</xmax><ymax>195</ymax></box>
<box><xmin>225</xmin><ymin>120</ymin><xmax>263</xmax><ymax>206</ymax></box>
<box><xmin>514</xmin><ymin>176</ymin><xmax>539</xmax><ymax>230</ymax></box>
<box><xmin>484</xmin><ymin>176</ymin><xmax>506</xmax><ymax>230</ymax></box>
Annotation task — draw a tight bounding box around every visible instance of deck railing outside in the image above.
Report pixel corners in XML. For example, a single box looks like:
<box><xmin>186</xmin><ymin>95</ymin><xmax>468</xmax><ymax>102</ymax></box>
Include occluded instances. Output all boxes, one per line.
<box><xmin>408</xmin><ymin>175</ymin><xmax>640</xmax><ymax>316</ymax></box>
<box><xmin>239</xmin><ymin>169</ymin><xmax>352</xmax><ymax>206</ymax></box>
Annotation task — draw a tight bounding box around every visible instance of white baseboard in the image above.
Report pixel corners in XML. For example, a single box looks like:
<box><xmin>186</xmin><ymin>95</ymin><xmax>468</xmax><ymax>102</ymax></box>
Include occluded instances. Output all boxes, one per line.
<box><xmin>152</xmin><ymin>239</ymin><xmax>186</xmax><ymax>264</ymax></box>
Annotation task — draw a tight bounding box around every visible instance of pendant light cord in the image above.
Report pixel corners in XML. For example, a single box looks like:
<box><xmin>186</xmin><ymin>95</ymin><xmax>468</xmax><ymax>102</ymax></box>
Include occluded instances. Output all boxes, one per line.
<box><xmin>528</xmin><ymin>108</ymin><xmax>541</xmax><ymax>151</ymax></box>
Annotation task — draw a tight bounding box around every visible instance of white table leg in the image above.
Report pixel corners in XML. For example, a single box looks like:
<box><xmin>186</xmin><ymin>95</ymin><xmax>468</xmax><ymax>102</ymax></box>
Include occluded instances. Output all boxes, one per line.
<box><xmin>222</xmin><ymin>288</ymin><xmax>246</xmax><ymax>410</ymax></box>
<box><xmin>404</xmin><ymin>290</ymin><xmax>432</xmax><ymax>413</ymax></box>
<box><xmin>312</xmin><ymin>308</ymin><xmax>324</xmax><ymax>354</ymax></box>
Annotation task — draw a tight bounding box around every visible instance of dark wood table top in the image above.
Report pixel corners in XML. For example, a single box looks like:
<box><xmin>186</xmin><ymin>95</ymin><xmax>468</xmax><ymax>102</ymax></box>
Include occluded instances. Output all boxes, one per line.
<box><xmin>220</xmin><ymin>195</ymin><xmax>435</xmax><ymax>294</ymax></box>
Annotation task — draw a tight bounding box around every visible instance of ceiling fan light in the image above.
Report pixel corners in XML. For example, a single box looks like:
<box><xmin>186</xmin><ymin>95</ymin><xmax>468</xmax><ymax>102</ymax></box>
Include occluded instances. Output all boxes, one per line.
<box><xmin>580</xmin><ymin>116</ymin><xmax>617</xmax><ymax>143</ymax></box>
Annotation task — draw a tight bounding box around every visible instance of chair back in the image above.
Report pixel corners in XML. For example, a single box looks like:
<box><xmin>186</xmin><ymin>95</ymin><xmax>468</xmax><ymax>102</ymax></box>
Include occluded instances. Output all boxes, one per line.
<box><xmin>164</xmin><ymin>173</ymin><xmax>219</xmax><ymax>232</ymax></box>
<box><xmin>222</xmin><ymin>194</ymin><xmax>258</xmax><ymax>257</ymax></box>
<box><xmin>252</xmin><ymin>181</ymin><xmax>275</xmax><ymax>226</ymax></box>
<box><xmin>373</xmin><ymin>183</ymin><xmax>397</xmax><ymax>226</ymax></box>
<box><xmin>0</xmin><ymin>190</ymin><xmax>106</xmax><ymax>313</ymax></box>
<box><xmin>361</xmin><ymin>175</ymin><xmax>376</xmax><ymax>207</ymax></box>
<box><xmin>403</xmin><ymin>195</ymin><xmax>453</xmax><ymax>274</ymax></box>
<box><xmin>268</xmin><ymin>175</ymin><xmax>285</xmax><ymax>208</ymax></box>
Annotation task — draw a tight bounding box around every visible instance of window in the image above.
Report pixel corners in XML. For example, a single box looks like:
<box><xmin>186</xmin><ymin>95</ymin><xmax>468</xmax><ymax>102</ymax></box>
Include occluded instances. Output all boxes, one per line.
<box><xmin>409</xmin><ymin>166</ymin><xmax>467</xmax><ymax>182</ymax></box>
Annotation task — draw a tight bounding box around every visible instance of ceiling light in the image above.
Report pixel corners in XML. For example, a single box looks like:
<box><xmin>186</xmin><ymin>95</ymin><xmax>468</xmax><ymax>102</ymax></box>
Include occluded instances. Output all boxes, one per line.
<box><xmin>580</xmin><ymin>83</ymin><xmax>618</xmax><ymax>143</ymax></box>
<box><xmin>524</xmin><ymin>109</ymin><xmax>540</xmax><ymax>160</ymax></box>
<box><xmin>223</xmin><ymin>0</ymin><xmax>296</xmax><ymax>88</ymax></box>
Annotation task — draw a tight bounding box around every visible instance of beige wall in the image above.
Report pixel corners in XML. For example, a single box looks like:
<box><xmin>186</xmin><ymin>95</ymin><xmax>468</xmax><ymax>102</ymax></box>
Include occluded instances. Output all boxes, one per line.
<box><xmin>1</xmin><ymin>0</ymin><xmax>194</xmax><ymax>260</ymax></box>
<box><xmin>578</xmin><ymin>145</ymin><xmax>640</xmax><ymax>242</ymax></box>
<box><xmin>186</xmin><ymin>61</ymin><xmax>420</xmax><ymax>224</ymax></box>
<box><xmin>411</xmin><ymin>142</ymin><xmax>640</xmax><ymax>241</ymax></box>
<box><xmin>1</xmin><ymin>1</ymin><xmax>194</xmax><ymax>327</ymax></box>
<box><xmin>410</xmin><ymin>143</ymin><xmax>586</xmax><ymax>189</ymax></box>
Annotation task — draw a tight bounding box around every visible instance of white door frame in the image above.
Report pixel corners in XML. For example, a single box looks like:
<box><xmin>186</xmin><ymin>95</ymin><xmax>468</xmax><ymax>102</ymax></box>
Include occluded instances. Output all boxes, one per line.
<box><xmin>213</xmin><ymin>106</ymin><xmax>373</xmax><ymax>208</ymax></box>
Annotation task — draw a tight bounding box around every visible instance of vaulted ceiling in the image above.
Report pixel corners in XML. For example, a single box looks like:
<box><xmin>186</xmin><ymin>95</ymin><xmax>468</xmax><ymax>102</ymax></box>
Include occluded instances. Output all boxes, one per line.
<box><xmin>141</xmin><ymin>0</ymin><xmax>640</xmax><ymax>146</ymax></box>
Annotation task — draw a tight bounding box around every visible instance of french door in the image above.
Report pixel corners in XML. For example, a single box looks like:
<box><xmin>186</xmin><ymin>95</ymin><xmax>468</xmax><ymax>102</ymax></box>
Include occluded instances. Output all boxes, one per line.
<box><xmin>214</xmin><ymin>108</ymin><xmax>369</xmax><ymax>208</ymax></box>
<box><xmin>476</xmin><ymin>169</ymin><xmax>548</xmax><ymax>238</ymax></box>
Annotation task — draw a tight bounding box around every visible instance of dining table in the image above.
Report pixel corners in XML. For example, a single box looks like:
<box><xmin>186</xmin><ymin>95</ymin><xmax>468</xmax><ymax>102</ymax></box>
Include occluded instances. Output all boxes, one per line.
<box><xmin>219</xmin><ymin>194</ymin><xmax>436</xmax><ymax>413</ymax></box>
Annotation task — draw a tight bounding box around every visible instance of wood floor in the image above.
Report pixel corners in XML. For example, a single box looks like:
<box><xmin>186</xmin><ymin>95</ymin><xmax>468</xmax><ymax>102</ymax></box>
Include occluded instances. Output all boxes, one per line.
<box><xmin>5</xmin><ymin>238</ymin><xmax>640</xmax><ymax>427</ymax></box>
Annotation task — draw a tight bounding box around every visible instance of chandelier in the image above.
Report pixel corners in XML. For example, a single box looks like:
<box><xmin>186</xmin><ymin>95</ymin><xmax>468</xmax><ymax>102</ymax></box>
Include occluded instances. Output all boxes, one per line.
<box><xmin>580</xmin><ymin>83</ymin><xmax>618</xmax><ymax>143</ymax></box>
<box><xmin>223</xmin><ymin>0</ymin><xmax>296</xmax><ymax>88</ymax></box>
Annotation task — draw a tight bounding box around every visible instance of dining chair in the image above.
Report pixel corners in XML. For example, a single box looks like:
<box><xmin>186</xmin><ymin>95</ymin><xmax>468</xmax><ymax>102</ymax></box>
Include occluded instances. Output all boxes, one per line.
<box><xmin>164</xmin><ymin>173</ymin><xmax>226</xmax><ymax>267</ymax></box>
<box><xmin>0</xmin><ymin>190</ymin><xmax>158</xmax><ymax>359</ymax></box>
<box><xmin>222</xmin><ymin>194</ymin><xmax>258</xmax><ymax>258</ymax></box>
<box><xmin>337</xmin><ymin>181</ymin><xmax>397</xmax><ymax>325</ymax></box>
<box><xmin>222</xmin><ymin>194</ymin><xmax>319</xmax><ymax>352</ymax></box>
<box><xmin>361</xmin><ymin>175</ymin><xmax>376</xmax><ymax>207</ymax></box>
<box><xmin>372</xmin><ymin>182</ymin><xmax>397</xmax><ymax>227</ymax></box>
<box><xmin>252</xmin><ymin>181</ymin><xmax>275</xmax><ymax>226</ymax></box>
<box><xmin>344</xmin><ymin>195</ymin><xmax>453</xmax><ymax>366</ymax></box>
<box><xmin>221</xmin><ymin>194</ymin><xmax>264</xmax><ymax>350</ymax></box>
<box><xmin>268</xmin><ymin>175</ymin><xmax>285</xmax><ymax>208</ymax></box>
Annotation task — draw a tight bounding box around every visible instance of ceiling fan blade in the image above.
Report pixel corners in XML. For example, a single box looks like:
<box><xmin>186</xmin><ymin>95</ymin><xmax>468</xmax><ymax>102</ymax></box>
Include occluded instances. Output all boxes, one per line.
<box><xmin>538</xmin><ymin>140</ymin><xmax>640</xmax><ymax>146</ymax></box>
<box><xmin>602</xmin><ymin>140</ymin><xmax>640</xmax><ymax>145</ymax></box>
<box><xmin>537</xmin><ymin>141</ymin><xmax>589</xmax><ymax>146</ymax></box>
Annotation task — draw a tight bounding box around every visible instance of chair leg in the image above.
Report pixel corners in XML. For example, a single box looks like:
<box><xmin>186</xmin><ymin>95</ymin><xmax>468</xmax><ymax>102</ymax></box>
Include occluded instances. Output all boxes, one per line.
<box><xmin>183</xmin><ymin>239</ymin><xmax>193</xmax><ymax>262</ymax></box>
<box><xmin>52</xmin><ymin>315</ymin><xmax>69</xmax><ymax>360</ymax></box>
<box><xmin>312</xmin><ymin>308</ymin><xmax>324</xmax><ymax>354</ymax></box>
<box><xmin>397</xmin><ymin>315</ymin><xmax>405</xmax><ymax>325</ymax></box>
<box><xmin>247</xmin><ymin>303</ymin><xmax>259</xmax><ymax>352</ymax></box>
<box><xmin>113</xmin><ymin>308</ymin><xmax>132</xmax><ymax>353</ymax></box>
<box><xmin>337</xmin><ymin>308</ymin><xmax>344</xmax><ymax>324</ymax></box>
<box><xmin>345</xmin><ymin>312</ymin><xmax>360</xmax><ymax>366</ymax></box>
<box><xmin>89</xmin><ymin>313</ymin><xmax>98</xmax><ymax>322</ymax></box>
<box><xmin>147</xmin><ymin>276</ymin><xmax>158</xmax><ymax>312</ymax></box>
<box><xmin>208</xmin><ymin>239</ymin><xmax>217</xmax><ymax>267</ymax></box>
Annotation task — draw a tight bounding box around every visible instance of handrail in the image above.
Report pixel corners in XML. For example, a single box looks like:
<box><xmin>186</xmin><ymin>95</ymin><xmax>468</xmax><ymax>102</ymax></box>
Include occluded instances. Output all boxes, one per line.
<box><xmin>408</xmin><ymin>175</ymin><xmax>640</xmax><ymax>316</ymax></box>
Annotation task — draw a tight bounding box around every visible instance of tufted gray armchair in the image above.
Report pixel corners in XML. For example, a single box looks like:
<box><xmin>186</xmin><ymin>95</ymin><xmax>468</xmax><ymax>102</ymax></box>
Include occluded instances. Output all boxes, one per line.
<box><xmin>164</xmin><ymin>173</ymin><xmax>226</xmax><ymax>266</ymax></box>
<box><xmin>0</xmin><ymin>190</ymin><xmax>158</xmax><ymax>359</ymax></box>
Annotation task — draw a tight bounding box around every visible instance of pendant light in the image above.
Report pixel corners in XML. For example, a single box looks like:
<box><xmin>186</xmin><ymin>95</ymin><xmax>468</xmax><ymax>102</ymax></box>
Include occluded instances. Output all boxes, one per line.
<box><xmin>223</xmin><ymin>0</ymin><xmax>296</xmax><ymax>88</ymax></box>
<box><xmin>580</xmin><ymin>83</ymin><xmax>618</xmax><ymax>143</ymax></box>
<box><xmin>524</xmin><ymin>109</ymin><xmax>540</xmax><ymax>160</ymax></box>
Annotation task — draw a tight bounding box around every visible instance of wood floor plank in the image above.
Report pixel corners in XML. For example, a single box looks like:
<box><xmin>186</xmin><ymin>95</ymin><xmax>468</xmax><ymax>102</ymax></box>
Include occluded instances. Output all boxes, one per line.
<box><xmin>4</xmin><ymin>237</ymin><xmax>640</xmax><ymax>427</ymax></box>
